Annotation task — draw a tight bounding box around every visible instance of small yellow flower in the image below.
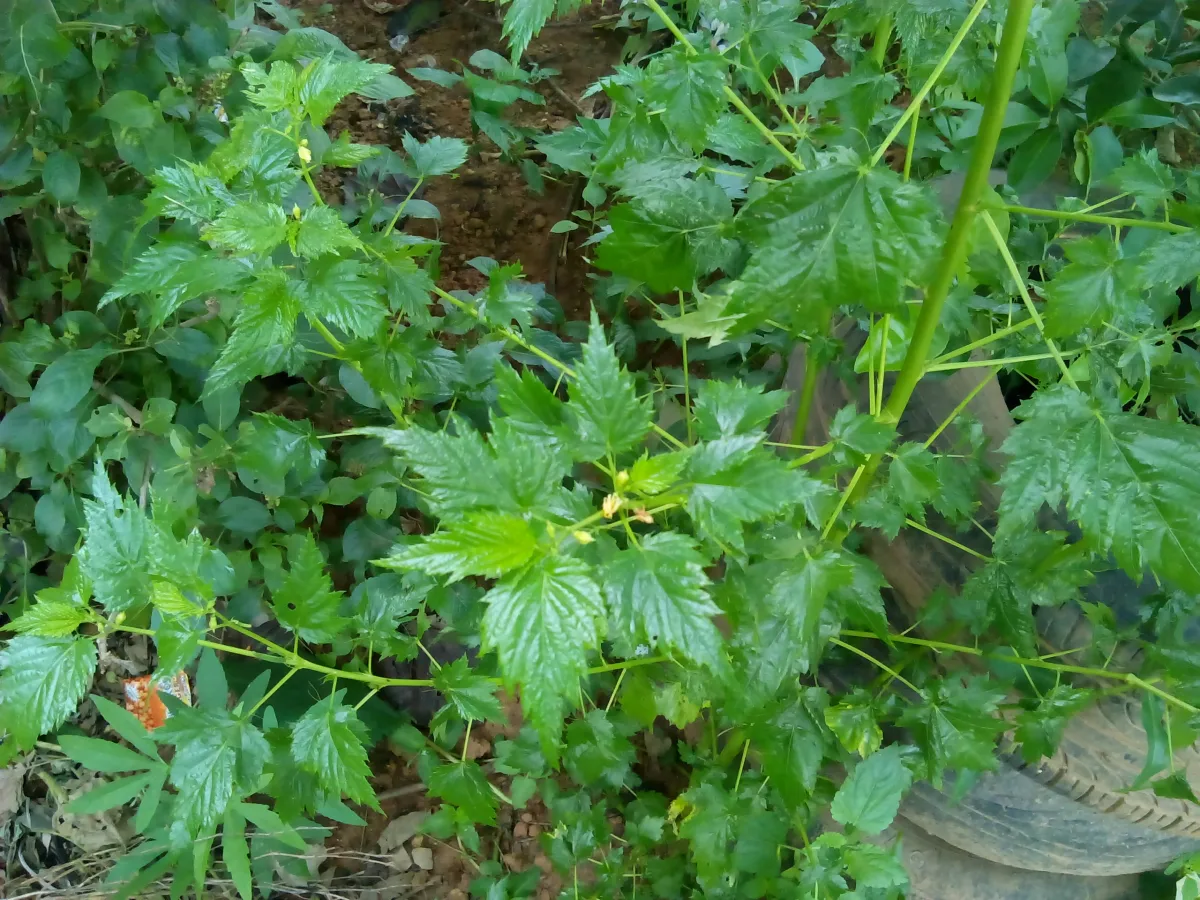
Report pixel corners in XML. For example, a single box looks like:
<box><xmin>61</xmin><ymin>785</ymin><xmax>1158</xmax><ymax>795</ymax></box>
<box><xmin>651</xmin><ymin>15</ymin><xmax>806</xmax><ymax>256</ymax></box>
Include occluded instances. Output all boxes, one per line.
<box><xmin>602</xmin><ymin>493</ymin><xmax>622</xmax><ymax>519</ymax></box>
<box><xmin>297</xmin><ymin>144</ymin><xmax>312</xmax><ymax>164</ymax></box>
<box><xmin>572</xmin><ymin>530</ymin><xmax>594</xmax><ymax>545</ymax></box>
<box><xmin>633</xmin><ymin>507</ymin><xmax>654</xmax><ymax>524</ymax></box>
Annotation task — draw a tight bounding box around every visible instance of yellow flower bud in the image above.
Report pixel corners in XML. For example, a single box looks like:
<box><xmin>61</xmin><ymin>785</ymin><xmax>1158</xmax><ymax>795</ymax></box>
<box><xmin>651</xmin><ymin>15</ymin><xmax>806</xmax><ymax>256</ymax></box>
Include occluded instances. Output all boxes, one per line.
<box><xmin>297</xmin><ymin>144</ymin><xmax>312</xmax><ymax>164</ymax></box>
<box><xmin>602</xmin><ymin>493</ymin><xmax>622</xmax><ymax>519</ymax></box>
<box><xmin>572</xmin><ymin>530</ymin><xmax>594</xmax><ymax>544</ymax></box>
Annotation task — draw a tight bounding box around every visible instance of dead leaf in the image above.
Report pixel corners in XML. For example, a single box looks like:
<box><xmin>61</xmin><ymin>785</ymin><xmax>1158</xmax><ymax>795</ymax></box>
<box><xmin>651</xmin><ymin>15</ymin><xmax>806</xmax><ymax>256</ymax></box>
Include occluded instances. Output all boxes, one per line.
<box><xmin>0</xmin><ymin>762</ymin><xmax>26</xmax><ymax>825</ymax></box>
<box><xmin>379</xmin><ymin>810</ymin><xmax>428</xmax><ymax>853</ymax></box>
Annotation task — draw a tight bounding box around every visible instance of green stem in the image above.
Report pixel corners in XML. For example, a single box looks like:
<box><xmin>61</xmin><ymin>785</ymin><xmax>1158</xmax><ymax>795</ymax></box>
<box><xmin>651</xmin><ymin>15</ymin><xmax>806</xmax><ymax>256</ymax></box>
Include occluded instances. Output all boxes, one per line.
<box><xmin>869</xmin><ymin>0</ymin><xmax>990</xmax><ymax>168</ymax></box>
<box><xmin>830</xmin><ymin>637</ymin><xmax>919</xmax><ymax>693</ymax></box>
<box><xmin>922</xmin><ymin>367</ymin><xmax>996</xmax><ymax>449</ymax></box>
<box><xmin>246</xmin><ymin>666</ymin><xmax>299</xmax><ymax>717</ymax></box>
<box><xmin>849</xmin><ymin>0</ymin><xmax>1035</xmax><ymax>509</ymax></box>
<box><xmin>837</xmin><ymin>630</ymin><xmax>1200</xmax><ymax>715</ymax></box>
<box><xmin>588</xmin><ymin>654</ymin><xmax>672</xmax><ymax>675</ymax></box>
<box><xmin>870</xmin><ymin>15</ymin><xmax>893</xmax><ymax>67</ymax></box>
<box><xmin>903</xmin><ymin>98</ymin><xmax>920</xmax><ymax>182</ymax></box>
<box><xmin>384</xmin><ymin>176</ymin><xmax>424</xmax><ymax>236</ymax></box>
<box><xmin>1001</xmin><ymin>204</ymin><xmax>1189</xmax><ymax>234</ymax></box>
<box><xmin>930</xmin><ymin>317</ymin><xmax>1037</xmax><ymax>365</ymax></box>
<box><xmin>790</xmin><ymin>347</ymin><xmax>821</xmax><ymax>446</ymax></box>
<box><xmin>902</xmin><ymin>517</ymin><xmax>991</xmax><ymax>562</ymax></box>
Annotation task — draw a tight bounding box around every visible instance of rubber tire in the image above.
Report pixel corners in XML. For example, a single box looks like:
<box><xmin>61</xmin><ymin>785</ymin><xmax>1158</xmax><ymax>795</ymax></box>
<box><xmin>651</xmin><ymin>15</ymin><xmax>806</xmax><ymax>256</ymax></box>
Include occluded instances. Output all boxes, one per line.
<box><xmin>894</xmin><ymin>814</ymin><xmax>1142</xmax><ymax>900</ymax></box>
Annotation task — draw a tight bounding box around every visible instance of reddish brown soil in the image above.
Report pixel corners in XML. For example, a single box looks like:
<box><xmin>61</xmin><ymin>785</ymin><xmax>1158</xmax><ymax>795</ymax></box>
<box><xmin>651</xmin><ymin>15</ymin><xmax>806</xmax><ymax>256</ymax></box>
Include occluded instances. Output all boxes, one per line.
<box><xmin>308</xmin><ymin>0</ymin><xmax>624</xmax><ymax>314</ymax></box>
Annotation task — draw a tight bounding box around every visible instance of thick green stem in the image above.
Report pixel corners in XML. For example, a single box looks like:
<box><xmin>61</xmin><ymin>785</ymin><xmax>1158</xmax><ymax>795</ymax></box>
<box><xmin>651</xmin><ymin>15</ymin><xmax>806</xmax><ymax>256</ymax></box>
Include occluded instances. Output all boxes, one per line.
<box><xmin>1002</xmin><ymin>204</ymin><xmax>1189</xmax><ymax>234</ymax></box>
<box><xmin>790</xmin><ymin>347</ymin><xmax>821</xmax><ymax>446</ymax></box>
<box><xmin>849</xmin><ymin>0</ymin><xmax>1035</xmax><ymax>506</ymax></box>
<box><xmin>870</xmin><ymin>15</ymin><xmax>892</xmax><ymax>67</ymax></box>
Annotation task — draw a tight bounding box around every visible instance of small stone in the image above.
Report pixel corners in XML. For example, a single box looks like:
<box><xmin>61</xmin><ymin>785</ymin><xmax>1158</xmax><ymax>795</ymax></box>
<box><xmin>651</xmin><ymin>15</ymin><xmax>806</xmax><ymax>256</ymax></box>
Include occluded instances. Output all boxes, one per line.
<box><xmin>534</xmin><ymin>854</ymin><xmax>553</xmax><ymax>873</ymax></box>
<box><xmin>447</xmin><ymin>891</ymin><xmax>468</xmax><ymax>900</ymax></box>
<box><xmin>521</xmin><ymin>811</ymin><xmax>534</xmax><ymax>824</ymax></box>
<box><xmin>529</xmin><ymin>824</ymin><xmax>541</xmax><ymax>838</ymax></box>
<box><xmin>533</xmin><ymin>214</ymin><xmax>547</xmax><ymax>229</ymax></box>
<box><xmin>513</xmin><ymin>822</ymin><xmax>529</xmax><ymax>839</ymax></box>
<box><xmin>503</xmin><ymin>853</ymin><xmax>522</xmax><ymax>871</ymax></box>
<box><xmin>412</xmin><ymin>847</ymin><xmax>434</xmax><ymax>871</ymax></box>
<box><xmin>412</xmin><ymin>835</ymin><xmax>425</xmax><ymax>848</ymax></box>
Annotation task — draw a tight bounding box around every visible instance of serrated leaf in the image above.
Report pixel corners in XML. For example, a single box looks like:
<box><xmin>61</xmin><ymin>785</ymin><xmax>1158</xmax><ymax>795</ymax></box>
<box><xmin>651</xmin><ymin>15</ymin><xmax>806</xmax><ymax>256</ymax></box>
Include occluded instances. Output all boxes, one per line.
<box><xmin>749</xmin><ymin>690</ymin><xmax>829</xmax><ymax>809</ymax></box>
<box><xmin>1043</xmin><ymin>235</ymin><xmax>1141</xmax><ymax>336</ymax></box>
<box><xmin>568</xmin><ymin>312</ymin><xmax>653</xmax><ymax>459</ymax></box>
<box><xmin>845</xmin><ymin>842</ymin><xmax>909</xmax><ymax>891</ymax></box>
<box><xmin>830</xmin><ymin>744</ymin><xmax>912</xmax><ymax>834</ymax></box>
<box><xmin>1013</xmin><ymin>684</ymin><xmax>1091</xmax><ymax>764</ymax></box>
<box><xmin>243</xmin><ymin>60</ymin><xmax>299</xmax><ymax>112</ymax></box>
<box><xmin>270</xmin><ymin>533</ymin><xmax>346</xmax><ymax>643</ymax></box>
<box><xmin>0</xmin><ymin>636</ymin><xmax>96</xmax><ymax>749</ymax></box>
<box><xmin>1105</xmin><ymin>148</ymin><xmax>1175</xmax><ymax>215</ymax></box>
<box><xmin>685</xmin><ymin>436</ymin><xmax>815</xmax><ymax>547</ymax></box>
<box><xmin>300</xmin><ymin>54</ymin><xmax>391</xmax><ymax>125</ymax></box>
<box><xmin>731</xmin><ymin>163</ymin><xmax>942</xmax><ymax>329</ymax></box>
<box><xmin>99</xmin><ymin>244</ymin><xmax>249</xmax><ymax>331</ymax></box>
<box><xmin>627</xmin><ymin>451</ymin><xmax>689</xmax><ymax>496</ymax></box>
<box><xmin>155</xmin><ymin>617</ymin><xmax>204</xmax><ymax>678</ymax></box>
<box><xmin>294</xmin><ymin>205</ymin><xmax>362</xmax><ymax>258</ymax></box>
<box><xmin>291</xmin><ymin>690</ymin><xmax>378</xmax><ymax>808</ymax></box>
<box><xmin>59</xmin><ymin>735</ymin><xmax>155</xmax><ymax>772</ymax></box>
<box><xmin>594</xmin><ymin>178</ymin><xmax>735</xmax><ymax>293</ymax></box>
<box><xmin>887</xmin><ymin>442</ymin><xmax>939</xmax><ymax>520</ymax></box>
<box><xmin>999</xmin><ymin>385</ymin><xmax>1200</xmax><ymax>593</ymax></box>
<box><xmin>501</xmin><ymin>0</ymin><xmax>555</xmax><ymax>58</ymax></box>
<box><xmin>495</xmin><ymin>366</ymin><xmax>569</xmax><ymax>442</ymax></box>
<box><xmin>324</xmin><ymin>132</ymin><xmax>380</xmax><ymax>167</ymax></box>
<box><xmin>603</xmin><ymin>532</ymin><xmax>722</xmax><ymax>668</ymax></box>
<box><xmin>692</xmin><ymin>380</ymin><xmax>788</xmax><ymax>441</ymax></box>
<box><xmin>155</xmin><ymin>704</ymin><xmax>270</xmax><ymax>832</ymax></box>
<box><xmin>433</xmin><ymin>657</ymin><xmax>503</xmax><ymax>722</ymax></box>
<box><xmin>825</xmin><ymin>690</ymin><xmax>883</xmax><ymax>758</ymax></box>
<box><xmin>899</xmin><ymin>676</ymin><xmax>1006</xmax><ymax>783</ymax></box>
<box><xmin>564</xmin><ymin>709</ymin><xmax>636</xmax><ymax>790</ymax></box>
<box><xmin>147</xmin><ymin>161</ymin><xmax>235</xmax><ymax>225</ymax></box>
<box><xmin>482</xmin><ymin>556</ymin><xmax>604</xmax><ymax>747</ymax></box>
<box><xmin>401</xmin><ymin>133</ymin><xmax>468</xmax><ymax>178</ymax></box>
<box><xmin>7</xmin><ymin>598</ymin><xmax>92</xmax><ymax>637</ymax></box>
<box><xmin>1135</xmin><ymin>231</ymin><xmax>1200</xmax><ymax>289</ymax></box>
<box><xmin>427</xmin><ymin>760</ymin><xmax>498</xmax><ymax>824</ymax></box>
<box><xmin>205</xmin><ymin>271</ymin><xmax>301</xmax><ymax>395</ymax></box>
<box><xmin>302</xmin><ymin>257</ymin><xmax>386</xmax><ymax>338</ymax></box>
<box><xmin>645</xmin><ymin>48</ymin><xmax>728</xmax><ymax>150</ymax></box>
<box><xmin>204</xmin><ymin>203</ymin><xmax>288</xmax><ymax>255</ymax></box>
<box><xmin>381</xmin><ymin>512</ymin><xmax>539</xmax><ymax>581</ymax></box>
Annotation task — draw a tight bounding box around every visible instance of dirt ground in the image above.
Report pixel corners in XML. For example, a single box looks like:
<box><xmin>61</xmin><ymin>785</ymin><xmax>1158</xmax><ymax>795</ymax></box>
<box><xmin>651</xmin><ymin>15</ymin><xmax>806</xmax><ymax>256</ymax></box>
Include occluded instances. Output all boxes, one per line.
<box><xmin>309</xmin><ymin>0</ymin><xmax>625</xmax><ymax>317</ymax></box>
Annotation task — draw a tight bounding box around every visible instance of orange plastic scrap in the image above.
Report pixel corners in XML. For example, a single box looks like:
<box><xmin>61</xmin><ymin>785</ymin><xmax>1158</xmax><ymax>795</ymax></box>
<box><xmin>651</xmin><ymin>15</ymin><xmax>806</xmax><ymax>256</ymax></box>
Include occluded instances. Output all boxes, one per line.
<box><xmin>122</xmin><ymin>672</ymin><xmax>192</xmax><ymax>730</ymax></box>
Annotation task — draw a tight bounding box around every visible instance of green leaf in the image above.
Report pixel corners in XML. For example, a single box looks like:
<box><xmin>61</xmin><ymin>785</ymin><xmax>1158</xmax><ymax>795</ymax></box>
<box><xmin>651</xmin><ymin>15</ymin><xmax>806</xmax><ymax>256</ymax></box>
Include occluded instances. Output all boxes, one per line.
<box><xmin>830</xmin><ymin>744</ymin><xmax>912</xmax><ymax>835</ymax></box>
<box><xmin>899</xmin><ymin>676</ymin><xmax>1006</xmax><ymax>783</ymax></box>
<box><xmin>270</xmin><ymin>532</ymin><xmax>346</xmax><ymax>643</ymax></box>
<box><xmin>1013</xmin><ymin>685</ymin><xmax>1091</xmax><ymax>764</ymax></box>
<box><xmin>0</xmin><ymin>635</ymin><xmax>96</xmax><ymax>749</ymax></box>
<box><xmin>627</xmin><ymin>451</ymin><xmax>689</xmax><ymax>496</ymax></box>
<box><xmin>31</xmin><ymin>347</ymin><xmax>110</xmax><ymax>414</ymax></box>
<box><xmin>563</xmin><ymin>709</ymin><xmax>636</xmax><ymax>790</ymax></box>
<box><xmin>243</xmin><ymin>60</ymin><xmax>299</xmax><ymax>112</ymax></box>
<box><xmin>1135</xmin><ymin>230</ymin><xmax>1200</xmax><ymax>290</ymax></box>
<box><xmin>156</xmin><ymin>704</ymin><xmax>270</xmax><ymax>833</ymax></box>
<box><xmin>999</xmin><ymin>386</ymin><xmax>1200</xmax><ymax>593</ymax></box>
<box><xmin>324</xmin><ymin>132</ymin><xmax>380</xmax><ymax>167</ymax></box>
<box><xmin>91</xmin><ymin>693</ymin><xmax>159</xmax><ymax>758</ymax></box>
<box><xmin>567</xmin><ymin>312</ymin><xmax>653</xmax><ymax>459</ymax></box>
<box><xmin>59</xmin><ymin>735</ymin><xmax>155</xmax><ymax>773</ymax></box>
<box><xmin>494</xmin><ymin>366</ymin><xmax>569</xmax><ymax>443</ymax></box>
<box><xmin>644</xmin><ymin>48</ymin><xmax>728</xmax><ymax>151</ymax></box>
<box><xmin>99</xmin><ymin>90</ymin><xmax>158</xmax><ymax>129</ymax></box>
<box><xmin>235</xmin><ymin>414</ymin><xmax>324</xmax><ymax>497</ymax></box>
<box><xmin>236</xmin><ymin>801</ymin><xmax>308</xmax><ymax>850</ymax></box>
<box><xmin>501</xmin><ymin>0</ymin><xmax>555</xmax><ymax>58</ymax></box>
<box><xmin>685</xmin><ymin>436</ymin><xmax>816</xmax><ymax>548</ymax></box>
<box><xmin>204</xmin><ymin>203</ymin><xmax>288</xmax><ymax>255</ymax></box>
<box><xmin>482</xmin><ymin>556</ymin><xmax>604</xmax><ymax>746</ymax></box>
<box><xmin>731</xmin><ymin>163</ymin><xmax>942</xmax><ymax>328</ymax></box>
<box><xmin>427</xmin><ymin>760</ymin><xmax>498</xmax><ymax>825</ymax></box>
<box><xmin>294</xmin><ymin>205</ymin><xmax>362</xmax><ymax>258</ymax></box>
<box><xmin>66</xmin><ymin>772</ymin><xmax>155</xmax><ymax>814</ymax></box>
<box><xmin>205</xmin><ymin>271</ymin><xmax>301</xmax><ymax>395</ymax></box>
<box><xmin>748</xmin><ymin>690</ymin><xmax>830</xmax><ymax>809</ymax></box>
<box><xmin>223</xmin><ymin>807</ymin><xmax>253</xmax><ymax>900</ymax></box>
<box><xmin>147</xmin><ymin>161</ymin><xmax>235</xmax><ymax>226</ymax></box>
<box><xmin>401</xmin><ymin>133</ymin><xmax>468</xmax><ymax>178</ymax></box>
<box><xmin>844</xmin><ymin>841</ymin><xmax>909</xmax><ymax>891</ymax></box>
<box><xmin>300</xmin><ymin>54</ymin><xmax>390</xmax><ymax>125</ymax></box>
<box><xmin>1042</xmin><ymin>235</ymin><xmax>1141</xmax><ymax>336</ymax></box>
<box><xmin>1105</xmin><ymin>148</ymin><xmax>1175</xmax><ymax>215</ymax></box>
<box><xmin>825</xmin><ymin>690</ymin><xmax>883</xmax><ymax>758</ymax></box>
<box><xmin>43</xmin><ymin>150</ymin><xmax>81</xmax><ymax>205</ymax></box>
<box><xmin>381</xmin><ymin>512</ymin><xmax>540</xmax><ymax>581</ymax></box>
<box><xmin>100</xmin><ymin>244</ymin><xmax>249</xmax><ymax>331</ymax></box>
<box><xmin>155</xmin><ymin>617</ymin><xmax>204</xmax><ymax>678</ymax></box>
<box><xmin>291</xmin><ymin>690</ymin><xmax>379</xmax><ymax>808</ymax></box>
<box><xmin>7</xmin><ymin>597</ymin><xmax>92</xmax><ymax>637</ymax></box>
<box><xmin>603</xmin><ymin>532</ymin><xmax>722</xmax><ymax>668</ymax></box>
<box><xmin>594</xmin><ymin>178</ymin><xmax>734</xmax><ymax>294</ymax></box>
<box><xmin>692</xmin><ymin>380</ymin><xmax>788</xmax><ymax>441</ymax></box>
<box><xmin>433</xmin><ymin>657</ymin><xmax>503</xmax><ymax>722</ymax></box>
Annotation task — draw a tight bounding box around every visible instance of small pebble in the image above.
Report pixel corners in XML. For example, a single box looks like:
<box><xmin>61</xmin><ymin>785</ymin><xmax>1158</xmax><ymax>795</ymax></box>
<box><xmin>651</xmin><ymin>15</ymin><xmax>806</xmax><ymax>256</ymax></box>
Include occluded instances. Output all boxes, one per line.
<box><xmin>521</xmin><ymin>812</ymin><xmax>534</xmax><ymax>824</ymax></box>
<box><xmin>513</xmin><ymin>822</ymin><xmax>529</xmax><ymax>839</ymax></box>
<box><xmin>447</xmin><ymin>892</ymin><xmax>467</xmax><ymax>900</ymax></box>
<box><xmin>529</xmin><ymin>824</ymin><xmax>541</xmax><ymax>838</ymax></box>
<box><xmin>534</xmin><ymin>854</ymin><xmax>553</xmax><ymax>873</ymax></box>
<box><xmin>502</xmin><ymin>852</ymin><xmax>521</xmax><ymax>871</ymax></box>
<box><xmin>412</xmin><ymin>847</ymin><xmax>434</xmax><ymax>871</ymax></box>
<box><xmin>533</xmin><ymin>214</ymin><xmax>547</xmax><ymax>229</ymax></box>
